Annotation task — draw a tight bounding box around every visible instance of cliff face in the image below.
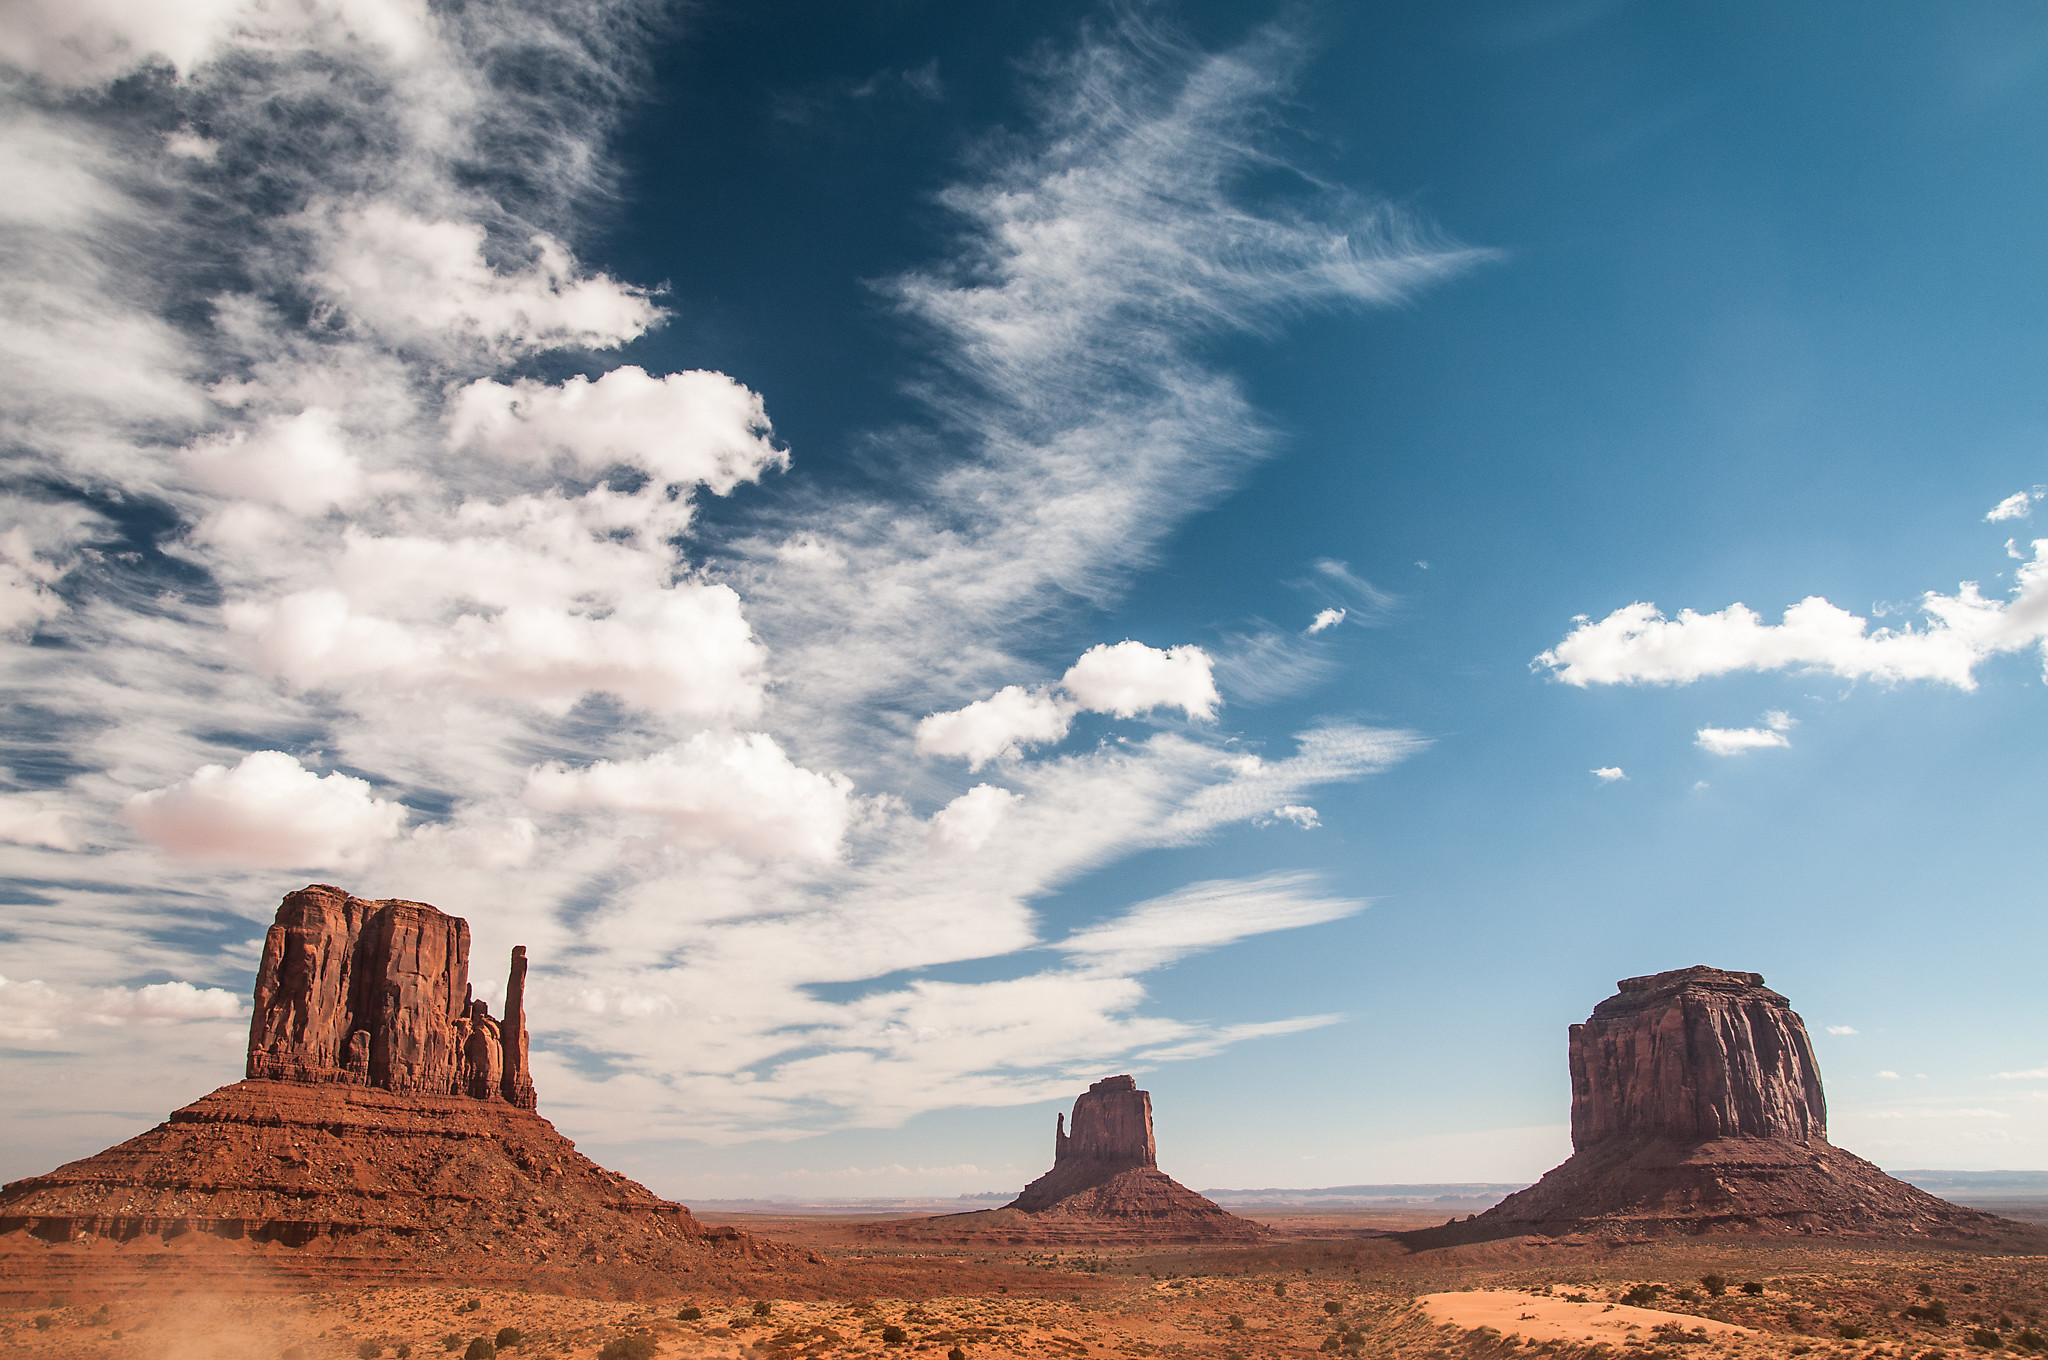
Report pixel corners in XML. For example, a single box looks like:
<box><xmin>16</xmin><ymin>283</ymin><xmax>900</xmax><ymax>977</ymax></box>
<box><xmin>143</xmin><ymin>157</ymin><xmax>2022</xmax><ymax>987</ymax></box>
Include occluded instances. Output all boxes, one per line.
<box><xmin>245</xmin><ymin>884</ymin><xmax>534</xmax><ymax>1108</ymax></box>
<box><xmin>1569</xmin><ymin>965</ymin><xmax>1826</xmax><ymax>1148</ymax></box>
<box><xmin>1053</xmin><ymin>1075</ymin><xmax>1157</xmax><ymax>1172</ymax></box>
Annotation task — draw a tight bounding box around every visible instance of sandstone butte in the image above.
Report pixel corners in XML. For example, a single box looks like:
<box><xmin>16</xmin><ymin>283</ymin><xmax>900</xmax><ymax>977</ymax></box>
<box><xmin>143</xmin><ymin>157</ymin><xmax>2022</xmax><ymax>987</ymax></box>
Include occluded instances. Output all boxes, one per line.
<box><xmin>880</xmin><ymin>1075</ymin><xmax>1266</xmax><ymax>1244</ymax></box>
<box><xmin>1404</xmin><ymin>965</ymin><xmax>2026</xmax><ymax>1246</ymax></box>
<box><xmin>0</xmin><ymin>885</ymin><xmax>792</xmax><ymax>1301</ymax></box>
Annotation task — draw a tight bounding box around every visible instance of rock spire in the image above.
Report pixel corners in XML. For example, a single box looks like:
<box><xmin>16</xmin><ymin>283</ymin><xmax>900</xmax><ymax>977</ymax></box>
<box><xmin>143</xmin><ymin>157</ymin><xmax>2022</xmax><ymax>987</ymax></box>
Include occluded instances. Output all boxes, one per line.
<box><xmin>244</xmin><ymin>884</ymin><xmax>536</xmax><ymax>1109</ymax></box>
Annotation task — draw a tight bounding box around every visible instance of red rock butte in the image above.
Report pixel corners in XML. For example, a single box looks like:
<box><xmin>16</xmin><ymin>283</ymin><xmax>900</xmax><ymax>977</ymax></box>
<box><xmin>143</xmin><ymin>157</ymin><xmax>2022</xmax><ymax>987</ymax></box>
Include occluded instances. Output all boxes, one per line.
<box><xmin>1406</xmin><ymin>965</ymin><xmax>2018</xmax><ymax>1244</ymax></box>
<box><xmin>0</xmin><ymin>885</ymin><xmax>781</xmax><ymax>1299</ymax></box>
<box><xmin>882</xmin><ymin>1076</ymin><xmax>1265</xmax><ymax>1244</ymax></box>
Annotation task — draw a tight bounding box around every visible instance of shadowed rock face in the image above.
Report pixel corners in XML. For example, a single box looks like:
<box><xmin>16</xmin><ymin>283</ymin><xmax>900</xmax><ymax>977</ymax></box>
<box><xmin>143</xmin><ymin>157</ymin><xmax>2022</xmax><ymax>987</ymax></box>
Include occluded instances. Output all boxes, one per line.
<box><xmin>1403</xmin><ymin>966</ymin><xmax>2019</xmax><ymax>1245</ymax></box>
<box><xmin>246</xmin><ymin>884</ymin><xmax>535</xmax><ymax>1108</ymax></box>
<box><xmin>1569</xmin><ymin>966</ymin><xmax>1826</xmax><ymax>1148</ymax></box>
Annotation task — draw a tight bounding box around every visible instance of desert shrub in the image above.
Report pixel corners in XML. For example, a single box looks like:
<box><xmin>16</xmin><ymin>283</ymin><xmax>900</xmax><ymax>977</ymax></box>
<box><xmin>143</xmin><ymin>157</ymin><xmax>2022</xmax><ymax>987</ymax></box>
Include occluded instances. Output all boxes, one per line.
<box><xmin>948</xmin><ymin>1349</ymin><xmax>966</xmax><ymax>1360</ymax></box>
<box><xmin>1964</xmin><ymin>1286</ymin><xmax>1981</xmax><ymax>1296</ymax></box>
<box><xmin>1325</xmin><ymin>1301</ymin><xmax>1343</xmax><ymax>1316</ymax></box>
<box><xmin>1972</xmin><ymin>1330</ymin><xmax>2007</xmax><ymax>1350</ymax></box>
<box><xmin>358</xmin><ymin>1342</ymin><xmax>384</xmax><ymax>1359</ymax></box>
<box><xmin>493</xmin><ymin>1328</ymin><xmax>521</xmax><ymax>1348</ymax></box>
<box><xmin>1839</xmin><ymin>1325</ymin><xmax>1871</xmax><ymax>1340</ymax></box>
<box><xmin>1741</xmin><ymin>1283</ymin><xmax>1765</xmax><ymax>1296</ymax></box>
<box><xmin>398</xmin><ymin>1348</ymin><xmax>413</xmax><ymax>1359</ymax></box>
<box><xmin>678</xmin><ymin>1307</ymin><xmax>703</xmax><ymax>1321</ymax></box>
<box><xmin>1919</xmin><ymin>1284</ymin><xmax>1937</xmax><ymax>1297</ymax></box>
<box><xmin>2015</xmin><ymin>1330</ymin><xmax>2048</xmax><ymax>1353</ymax></box>
<box><xmin>90</xmin><ymin>1304</ymin><xmax>111</xmax><ymax>1324</ymax></box>
<box><xmin>1274</xmin><ymin>1282</ymin><xmax>1287</xmax><ymax>1298</ymax></box>
<box><xmin>1564</xmin><ymin>1294</ymin><xmax>1590</xmax><ymax>1304</ymax></box>
<box><xmin>596</xmin><ymin>1337</ymin><xmax>657</xmax><ymax>1360</ymax></box>
<box><xmin>32</xmin><ymin>1316</ymin><xmax>52</xmax><ymax>1331</ymax></box>
<box><xmin>1909</xmin><ymin>1303</ymin><xmax>1953</xmax><ymax>1326</ymax></box>
<box><xmin>1227</xmin><ymin>1315</ymin><xmax>1245</xmax><ymax>1331</ymax></box>
<box><xmin>1650</xmin><ymin>1323</ymin><xmax>1708</xmax><ymax>1345</ymax></box>
<box><xmin>753</xmin><ymin>1302</ymin><xmax>772</xmax><ymax>1318</ymax></box>
<box><xmin>1675</xmin><ymin>1288</ymin><xmax>1703</xmax><ymax>1304</ymax></box>
<box><xmin>463</xmin><ymin>1338</ymin><xmax>496</xmax><ymax>1360</ymax></box>
<box><xmin>1701</xmin><ymin>1275</ymin><xmax>1728</xmax><ymax>1298</ymax></box>
<box><xmin>461</xmin><ymin>1299</ymin><xmax>482</xmax><ymax>1313</ymax></box>
<box><xmin>1622</xmin><ymin>1285</ymin><xmax>1666</xmax><ymax>1308</ymax></box>
<box><xmin>443</xmin><ymin>1336</ymin><xmax>463</xmax><ymax>1352</ymax></box>
<box><xmin>882</xmin><ymin>1325</ymin><xmax>909</xmax><ymax>1345</ymax></box>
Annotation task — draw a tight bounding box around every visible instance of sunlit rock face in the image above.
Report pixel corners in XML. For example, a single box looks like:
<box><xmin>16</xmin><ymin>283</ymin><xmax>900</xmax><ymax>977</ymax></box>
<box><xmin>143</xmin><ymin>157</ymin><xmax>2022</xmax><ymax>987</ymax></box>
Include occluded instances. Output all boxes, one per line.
<box><xmin>246</xmin><ymin>884</ymin><xmax>534</xmax><ymax>1108</ymax></box>
<box><xmin>1569</xmin><ymin>966</ymin><xmax>1826</xmax><ymax>1149</ymax></box>
<box><xmin>1404</xmin><ymin>966</ymin><xmax>2023</xmax><ymax>1246</ymax></box>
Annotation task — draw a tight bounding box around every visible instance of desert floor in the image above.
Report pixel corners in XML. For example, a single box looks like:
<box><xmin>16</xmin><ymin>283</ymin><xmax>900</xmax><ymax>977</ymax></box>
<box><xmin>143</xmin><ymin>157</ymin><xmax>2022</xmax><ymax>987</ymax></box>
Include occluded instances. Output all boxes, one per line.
<box><xmin>3</xmin><ymin>1208</ymin><xmax>2044</xmax><ymax>1360</ymax></box>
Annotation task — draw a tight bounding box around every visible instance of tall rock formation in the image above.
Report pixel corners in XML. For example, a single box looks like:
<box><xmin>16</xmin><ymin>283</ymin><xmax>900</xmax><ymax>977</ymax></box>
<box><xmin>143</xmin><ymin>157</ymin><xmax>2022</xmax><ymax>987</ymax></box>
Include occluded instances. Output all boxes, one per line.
<box><xmin>889</xmin><ymin>1075</ymin><xmax>1263</xmax><ymax>1244</ymax></box>
<box><xmin>0</xmin><ymin>885</ymin><xmax>780</xmax><ymax>1297</ymax></box>
<box><xmin>245</xmin><ymin>885</ymin><xmax>535</xmax><ymax>1108</ymax></box>
<box><xmin>1408</xmin><ymin>966</ymin><xmax>2017</xmax><ymax>1244</ymax></box>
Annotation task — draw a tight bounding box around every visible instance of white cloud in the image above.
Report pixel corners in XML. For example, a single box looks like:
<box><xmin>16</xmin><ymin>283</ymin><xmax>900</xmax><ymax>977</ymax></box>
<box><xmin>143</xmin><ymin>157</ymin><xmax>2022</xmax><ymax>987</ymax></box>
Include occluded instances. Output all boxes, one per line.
<box><xmin>1590</xmin><ymin>766</ymin><xmax>1626</xmax><ymax>782</ymax></box>
<box><xmin>918</xmin><ymin>641</ymin><xmax>1220</xmax><ymax>769</ymax></box>
<box><xmin>1057</xmin><ymin>872</ymin><xmax>1363</xmax><ymax>975</ymax></box>
<box><xmin>1270</xmin><ymin>804</ymin><xmax>1319</xmax><ymax>828</ymax></box>
<box><xmin>1762</xmin><ymin>708</ymin><xmax>1796</xmax><ymax>731</ymax></box>
<box><xmin>1878</xmin><ymin>1070</ymin><xmax>1902</xmax><ymax>1079</ymax></box>
<box><xmin>1536</xmin><ymin>540</ymin><xmax>2048</xmax><ymax>689</ymax></box>
<box><xmin>1993</xmin><ymin>1066</ymin><xmax>2048</xmax><ymax>1080</ymax></box>
<box><xmin>1695</xmin><ymin>725</ymin><xmax>1791</xmax><ymax>755</ymax></box>
<box><xmin>1986</xmin><ymin>490</ymin><xmax>2038</xmax><ymax>522</ymax></box>
<box><xmin>448</xmin><ymin>367</ymin><xmax>787</xmax><ymax>493</ymax></box>
<box><xmin>123</xmin><ymin>750</ymin><xmax>408</xmax><ymax>868</ymax></box>
<box><xmin>525</xmin><ymin>732</ymin><xmax>855</xmax><ymax>862</ymax></box>
<box><xmin>0</xmin><ymin>793</ymin><xmax>78</xmax><ymax>850</ymax></box>
<box><xmin>1061</xmin><ymin>641</ymin><xmax>1218</xmax><ymax>720</ymax></box>
<box><xmin>915</xmin><ymin>685</ymin><xmax>1074</xmax><ymax>770</ymax></box>
<box><xmin>0</xmin><ymin>973</ymin><xmax>241</xmax><ymax>1044</ymax></box>
<box><xmin>929</xmin><ymin>784</ymin><xmax>1017</xmax><ymax>852</ymax></box>
<box><xmin>185</xmin><ymin>408</ymin><xmax>367</xmax><ymax>515</ymax></box>
<box><xmin>1827</xmin><ymin>1025</ymin><xmax>1859</xmax><ymax>1036</ymax></box>
<box><xmin>1306</xmin><ymin>607</ymin><xmax>1345</xmax><ymax>634</ymax></box>
<box><xmin>305</xmin><ymin>202</ymin><xmax>658</xmax><ymax>360</ymax></box>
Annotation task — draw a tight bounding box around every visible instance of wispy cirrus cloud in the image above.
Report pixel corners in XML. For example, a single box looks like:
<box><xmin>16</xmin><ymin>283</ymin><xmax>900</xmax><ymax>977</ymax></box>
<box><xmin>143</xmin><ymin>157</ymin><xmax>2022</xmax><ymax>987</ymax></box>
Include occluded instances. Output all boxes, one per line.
<box><xmin>0</xmin><ymin>2</ymin><xmax>1462</xmax><ymax>1163</ymax></box>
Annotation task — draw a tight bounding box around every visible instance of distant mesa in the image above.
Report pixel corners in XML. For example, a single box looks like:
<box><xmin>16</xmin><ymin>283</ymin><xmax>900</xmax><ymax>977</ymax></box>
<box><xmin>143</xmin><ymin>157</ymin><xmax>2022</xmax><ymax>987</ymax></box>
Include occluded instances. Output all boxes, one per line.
<box><xmin>879</xmin><ymin>1075</ymin><xmax>1266</xmax><ymax>1243</ymax></box>
<box><xmin>0</xmin><ymin>885</ymin><xmax>779</xmax><ymax>1298</ymax></box>
<box><xmin>1404</xmin><ymin>965</ymin><xmax>2025</xmax><ymax>1245</ymax></box>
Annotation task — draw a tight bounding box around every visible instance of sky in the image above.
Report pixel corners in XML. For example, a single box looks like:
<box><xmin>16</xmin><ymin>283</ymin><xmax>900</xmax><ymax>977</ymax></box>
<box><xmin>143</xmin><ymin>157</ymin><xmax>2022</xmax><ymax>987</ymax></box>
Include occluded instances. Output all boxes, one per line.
<box><xmin>2</xmin><ymin>0</ymin><xmax>2047</xmax><ymax>1200</ymax></box>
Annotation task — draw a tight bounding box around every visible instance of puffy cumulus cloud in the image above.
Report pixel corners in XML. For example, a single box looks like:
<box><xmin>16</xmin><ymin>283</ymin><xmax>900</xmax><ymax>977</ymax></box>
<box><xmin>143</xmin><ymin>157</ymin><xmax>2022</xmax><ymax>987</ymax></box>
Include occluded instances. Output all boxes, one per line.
<box><xmin>123</xmin><ymin>750</ymin><xmax>408</xmax><ymax>867</ymax></box>
<box><xmin>1536</xmin><ymin>541</ymin><xmax>2048</xmax><ymax>690</ymax></box>
<box><xmin>1987</xmin><ymin>489</ymin><xmax>2039</xmax><ymax>522</ymax></box>
<box><xmin>1061</xmin><ymin>641</ymin><xmax>1218</xmax><ymax>720</ymax></box>
<box><xmin>1306</xmin><ymin>607</ymin><xmax>1345</xmax><ymax>634</ymax></box>
<box><xmin>1591</xmin><ymin>766</ymin><xmax>1627</xmax><ymax>782</ymax></box>
<box><xmin>0</xmin><ymin>973</ymin><xmax>241</xmax><ymax>1044</ymax></box>
<box><xmin>232</xmin><ymin>575</ymin><xmax>766</xmax><ymax>718</ymax></box>
<box><xmin>0</xmin><ymin>793</ymin><xmax>78</xmax><ymax>850</ymax></box>
<box><xmin>185</xmin><ymin>408</ymin><xmax>368</xmax><ymax>516</ymax></box>
<box><xmin>928</xmin><ymin>784</ymin><xmax>1017</xmax><ymax>852</ymax></box>
<box><xmin>1269</xmin><ymin>804</ymin><xmax>1319</xmax><ymax>828</ymax></box>
<box><xmin>918</xmin><ymin>642</ymin><xmax>1218</xmax><ymax>769</ymax></box>
<box><xmin>449</xmin><ymin>367</ymin><xmax>786</xmax><ymax>493</ymax></box>
<box><xmin>0</xmin><ymin>0</ymin><xmax>256</xmax><ymax>85</ymax></box>
<box><xmin>305</xmin><ymin>203</ymin><xmax>659</xmax><ymax>361</ymax></box>
<box><xmin>525</xmin><ymin>732</ymin><xmax>855</xmax><ymax>862</ymax></box>
<box><xmin>916</xmin><ymin>685</ymin><xmax>1074</xmax><ymax>769</ymax></box>
<box><xmin>1695</xmin><ymin>725</ymin><xmax>1790</xmax><ymax>755</ymax></box>
<box><xmin>1057</xmin><ymin>872</ymin><xmax>1362</xmax><ymax>975</ymax></box>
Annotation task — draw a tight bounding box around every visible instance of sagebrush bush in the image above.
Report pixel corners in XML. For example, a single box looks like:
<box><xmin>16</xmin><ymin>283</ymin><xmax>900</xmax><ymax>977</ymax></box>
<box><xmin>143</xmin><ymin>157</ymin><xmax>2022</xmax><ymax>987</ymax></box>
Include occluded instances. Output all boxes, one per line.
<box><xmin>493</xmin><ymin>1327</ymin><xmax>521</xmax><ymax>1348</ymax></box>
<box><xmin>596</xmin><ymin>1335</ymin><xmax>656</xmax><ymax>1360</ymax></box>
<box><xmin>678</xmin><ymin>1307</ymin><xmax>702</xmax><ymax>1321</ymax></box>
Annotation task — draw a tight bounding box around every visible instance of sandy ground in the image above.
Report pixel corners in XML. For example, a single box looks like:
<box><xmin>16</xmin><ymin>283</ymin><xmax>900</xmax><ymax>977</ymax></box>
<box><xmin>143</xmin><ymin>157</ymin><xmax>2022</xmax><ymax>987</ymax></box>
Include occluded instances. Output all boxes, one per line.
<box><xmin>4</xmin><ymin>1209</ymin><xmax>2046</xmax><ymax>1360</ymax></box>
<box><xmin>1418</xmin><ymin>1288</ymin><xmax>1756</xmax><ymax>1344</ymax></box>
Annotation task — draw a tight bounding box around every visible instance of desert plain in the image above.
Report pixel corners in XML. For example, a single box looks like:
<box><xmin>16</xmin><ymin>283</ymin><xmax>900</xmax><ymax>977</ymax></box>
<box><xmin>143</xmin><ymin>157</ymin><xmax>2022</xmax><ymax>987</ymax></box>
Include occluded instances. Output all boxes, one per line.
<box><xmin>6</xmin><ymin>1203</ymin><xmax>2048</xmax><ymax>1360</ymax></box>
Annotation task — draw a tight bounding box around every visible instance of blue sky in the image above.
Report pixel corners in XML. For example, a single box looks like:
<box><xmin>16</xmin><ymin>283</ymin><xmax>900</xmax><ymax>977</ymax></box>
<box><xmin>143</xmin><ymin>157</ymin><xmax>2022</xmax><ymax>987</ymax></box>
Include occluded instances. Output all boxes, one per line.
<box><xmin>2</xmin><ymin>0</ymin><xmax>2046</xmax><ymax>1197</ymax></box>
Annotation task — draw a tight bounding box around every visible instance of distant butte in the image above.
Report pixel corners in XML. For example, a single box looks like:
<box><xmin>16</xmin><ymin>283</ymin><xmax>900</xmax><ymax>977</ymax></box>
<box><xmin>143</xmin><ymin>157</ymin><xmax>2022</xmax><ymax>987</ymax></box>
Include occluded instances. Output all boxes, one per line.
<box><xmin>1405</xmin><ymin>965</ymin><xmax>2025</xmax><ymax>1245</ymax></box>
<box><xmin>0</xmin><ymin>885</ymin><xmax>780</xmax><ymax>1298</ymax></box>
<box><xmin>883</xmin><ymin>1076</ymin><xmax>1266</xmax><ymax>1244</ymax></box>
